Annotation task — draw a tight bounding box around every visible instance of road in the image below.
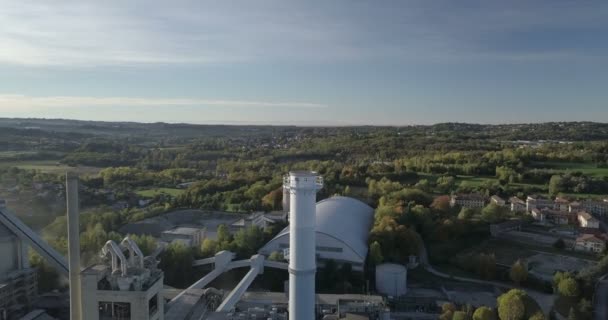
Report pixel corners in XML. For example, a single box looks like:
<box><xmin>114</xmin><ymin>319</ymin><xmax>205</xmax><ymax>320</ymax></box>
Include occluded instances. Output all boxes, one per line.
<box><xmin>594</xmin><ymin>279</ymin><xmax>608</xmax><ymax>320</ymax></box>
<box><xmin>416</xmin><ymin>234</ymin><xmax>555</xmax><ymax>316</ymax></box>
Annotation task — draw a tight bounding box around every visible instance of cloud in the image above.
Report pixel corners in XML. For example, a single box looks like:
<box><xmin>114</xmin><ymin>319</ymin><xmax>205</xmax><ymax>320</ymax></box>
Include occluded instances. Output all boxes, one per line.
<box><xmin>0</xmin><ymin>94</ymin><xmax>328</xmax><ymax>109</ymax></box>
<box><xmin>0</xmin><ymin>1</ymin><xmax>606</xmax><ymax>67</ymax></box>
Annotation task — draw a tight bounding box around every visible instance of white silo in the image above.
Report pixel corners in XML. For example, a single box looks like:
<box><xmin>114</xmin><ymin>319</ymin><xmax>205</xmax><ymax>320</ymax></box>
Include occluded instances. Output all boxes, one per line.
<box><xmin>284</xmin><ymin>171</ymin><xmax>322</xmax><ymax>320</ymax></box>
<box><xmin>375</xmin><ymin>263</ymin><xmax>408</xmax><ymax>297</ymax></box>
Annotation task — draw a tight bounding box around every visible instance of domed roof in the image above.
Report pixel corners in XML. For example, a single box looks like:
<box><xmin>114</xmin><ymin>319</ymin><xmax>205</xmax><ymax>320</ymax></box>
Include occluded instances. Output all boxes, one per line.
<box><xmin>272</xmin><ymin>196</ymin><xmax>374</xmax><ymax>260</ymax></box>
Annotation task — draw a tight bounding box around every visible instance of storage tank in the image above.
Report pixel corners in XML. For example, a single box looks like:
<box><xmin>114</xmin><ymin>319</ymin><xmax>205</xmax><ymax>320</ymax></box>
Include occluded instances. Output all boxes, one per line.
<box><xmin>375</xmin><ymin>263</ymin><xmax>407</xmax><ymax>297</ymax></box>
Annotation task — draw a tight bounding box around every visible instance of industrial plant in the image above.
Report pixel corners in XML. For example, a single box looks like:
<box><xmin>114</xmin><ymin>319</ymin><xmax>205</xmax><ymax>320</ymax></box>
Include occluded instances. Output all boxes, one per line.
<box><xmin>0</xmin><ymin>171</ymin><xmax>395</xmax><ymax>320</ymax></box>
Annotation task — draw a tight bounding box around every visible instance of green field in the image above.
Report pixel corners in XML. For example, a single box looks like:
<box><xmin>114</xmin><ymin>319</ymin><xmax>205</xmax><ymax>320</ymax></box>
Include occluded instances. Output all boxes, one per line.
<box><xmin>532</xmin><ymin>161</ymin><xmax>608</xmax><ymax>177</ymax></box>
<box><xmin>136</xmin><ymin>188</ymin><xmax>185</xmax><ymax>198</ymax></box>
<box><xmin>0</xmin><ymin>160</ymin><xmax>102</xmax><ymax>175</ymax></box>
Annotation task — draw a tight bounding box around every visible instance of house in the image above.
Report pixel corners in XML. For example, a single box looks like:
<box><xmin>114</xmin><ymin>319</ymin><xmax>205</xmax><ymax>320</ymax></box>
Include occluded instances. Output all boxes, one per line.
<box><xmin>554</xmin><ymin>197</ymin><xmax>570</xmax><ymax>211</ymax></box>
<box><xmin>569</xmin><ymin>201</ymin><xmax>582</xmax><ymax>213</ymax></box>
<box><xmin>575</xmin><ymin>234</ymin><xmax>606</xmax><ymax>253</ymax></box>
<box><xmin>531</xmin><ymin>208</ymin><xmax>575</xmax><ymax>225</ymax></box>
<box><xmin>526</xmin><ymin>195</ymin><xmax>554</xmax><ymax>212</ymax></box>
<box><xmin>581</xmin><ymin>200</ymin><xmax>608</xmax><ymax>218</ymax></box>
<box><xmin>509</xmin><ymin>197</ymin><xmax>526</xmax><ymax>212</ymax></box>
<box><xmin>577</xmin><ymin>211</ymin><xmax>600</xmax><ymax>229</ymax></box>
<box><xmin>491</xmin><ymin>195</ymin><xmax>506</xmax><ymax>206</ymax></box>
<box><xmin>450</xmin><ymin>194</ymin><xmax>486</xmax><ymax>209</ymax></box>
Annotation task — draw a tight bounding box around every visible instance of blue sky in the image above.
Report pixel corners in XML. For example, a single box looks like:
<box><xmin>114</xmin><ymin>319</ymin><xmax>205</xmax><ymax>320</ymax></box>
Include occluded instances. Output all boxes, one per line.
<box><xmin>1</xmin><ymin>0</ymin><xmax>607</xmax><ymax>125</ymax></box>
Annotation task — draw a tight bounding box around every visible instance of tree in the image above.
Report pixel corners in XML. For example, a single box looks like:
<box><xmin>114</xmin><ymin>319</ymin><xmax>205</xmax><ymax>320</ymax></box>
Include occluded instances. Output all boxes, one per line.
<box><xmin>476</xmin><ymin>253</ymin><xmax>497</xmax><ymax>280</ymax></box>
<box><xmin>431</xmin><ymin>195</ymin><xmax>451</xmax><ymax>213</ymax></box>
<box><xmin>567</xmin><ymin>307</ymin><xmax>579</xmax><ymax>320</ymax></box>
<box><xmin>452</xmin><ymin>311</ymin><xmax>467</xmax><ymax>320</ymax></box>
<box><xmin>497</xmin><ymin>289</ymin><xmax>526</xmax><ymax>320</ymax></box>
<box><xmin>268</xmin><ymin>251</ymin><xmax>284</xmax><ymax>261</ymax></box>
<box><xmin>528</xmin><ymin>312</ymin><xmax>545</xmax><ymax>320</ymax></box>
<box><xmin>553</xmin><ymin>271</ymin><xmax>572</xmax><ymax>291</ymax></box>
<box><xmin>439</xmin><ymin>303</ymin><xmax>456</xmax><ymax>320</ymax></box>
<box><xmin>509</xmin><ymin>259</ymin><xmax>528</xmax><ymax>285</ymax></box>
<box><xmin>473</xmin><ymin>306</ymin><xmax>495</xmax><ymax>320</ymax></box>
<box><xmin>481</xmin><ymin>203</ymin><xmax>504</xmax><ymax>223</ymax></box>
<box><xmin>558</xmin><ymin>278</ymin><xmax>580</xmax><ymax>297</ymax></box>
<box><xmin>200</xmin><ymin>238</ymin><xmax>218</xmax><ymax>257</ymax></box>
<box><xmin>458</xmin><ymin>208</ymin><xmax>475</xmax><ymax>220</ymax></box>
<box><xmin>549</xmin><ymin>175</ymin><xmax>564</xmax><ymax>197</ymax></box>
<box><xmin>159</xmin><ymin>242</ymin><xmax>194</xmax><ymax>288</ymax></box>
<box><xmin>369</xmin><ymin>241</ymin><xmax>384</xmax><ymax>265</ymax></box>
<box><xmin>553</xmin><ymin>238</ymin><xmax>566</xmax><ymax>250</ymax></box>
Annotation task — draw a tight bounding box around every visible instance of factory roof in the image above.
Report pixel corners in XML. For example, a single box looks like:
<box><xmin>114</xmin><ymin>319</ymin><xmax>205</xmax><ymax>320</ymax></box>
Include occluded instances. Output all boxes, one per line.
<box><xmin>268</xmin><ymin>196</ymin><xmax>374</xmax><ymax>260</ymax></box>
<box><xmin>162</xmin><ymin>226</ymin><xmax>201</xmax><ymax>236</ymax></box>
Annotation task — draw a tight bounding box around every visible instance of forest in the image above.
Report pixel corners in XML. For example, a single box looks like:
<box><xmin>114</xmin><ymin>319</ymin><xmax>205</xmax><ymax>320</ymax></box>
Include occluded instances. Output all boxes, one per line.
<box><xmin>1</xmin><ymin>119</ymin><xmax>608</xmax><ymax>301</ymax></box>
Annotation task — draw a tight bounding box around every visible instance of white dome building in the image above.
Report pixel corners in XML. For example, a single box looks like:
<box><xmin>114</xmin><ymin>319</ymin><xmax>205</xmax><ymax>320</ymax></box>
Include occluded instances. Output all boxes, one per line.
<box><xmin>259</xmin><ymin>196</ymin><xmax>374</xmax><ymax>271</ymax></box>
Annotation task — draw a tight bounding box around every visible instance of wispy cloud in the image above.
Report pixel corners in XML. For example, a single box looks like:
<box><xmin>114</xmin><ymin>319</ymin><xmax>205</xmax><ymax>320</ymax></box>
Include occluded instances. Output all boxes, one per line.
<box><xmin>1</xmin><ymin>1</ymin><xmax>606</xmax><ymax>67</ymax></box>
<box><xmin>0</xmin><ymin>94</ymin><xmax>327</xmax><ymax>109</ymax></box>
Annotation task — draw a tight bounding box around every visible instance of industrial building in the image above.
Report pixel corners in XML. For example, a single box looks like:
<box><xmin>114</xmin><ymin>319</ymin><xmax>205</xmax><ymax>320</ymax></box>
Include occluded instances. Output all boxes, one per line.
<box><xmin>0</xmin><ymin>221</ymin><xmax>37</xmax><ymax>319</ymax></box>
<box><xmin>259</xmin><ymin>196</ymin><xmax>374</xmax><ymax>271</ymax></box>
<box><xmin>161</xmin><ymin>226</ymin><xmax>204</xmax><ymax>247</ymax></box>
<box><xmin>1</xmin><ymin>172</ymin><xmax>389</xmax><ymax>320</ymax></box>
<box><xmin>81</xmin><ymin>238</ymin><xmax>164</xmax><ymax>320</ymax></box>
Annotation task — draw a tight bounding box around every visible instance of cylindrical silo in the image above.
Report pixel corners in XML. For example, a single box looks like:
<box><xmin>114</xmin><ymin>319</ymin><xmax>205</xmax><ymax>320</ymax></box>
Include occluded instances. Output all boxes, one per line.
<box><xmin>375</xmin><ymin>263</ymin><xmax>408</xmax><ymax>297</ymax></box>
<box><xmin>284</xmin><ymin>171</ymin><xmax>322</xmax><ymax>320</ymax></box>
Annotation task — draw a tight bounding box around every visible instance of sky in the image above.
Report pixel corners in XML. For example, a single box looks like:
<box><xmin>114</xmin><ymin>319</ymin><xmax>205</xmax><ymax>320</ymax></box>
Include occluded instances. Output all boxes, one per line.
<box><xmin>1</xmin><ymin>0</ymin><xmax>607</xmax><ymax>125</ymax></box>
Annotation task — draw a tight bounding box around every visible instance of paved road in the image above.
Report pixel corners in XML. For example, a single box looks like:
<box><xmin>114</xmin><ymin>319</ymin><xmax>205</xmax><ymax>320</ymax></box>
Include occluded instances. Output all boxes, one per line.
<box><xmin>594</xmin><ymin>279</ymin><xmax>608</xmax><ymax>320</ymax></box>
<box><xmin>416</xmin><ymin>233</ymin><xmax>555</xmax><ymax>316</ymax></box>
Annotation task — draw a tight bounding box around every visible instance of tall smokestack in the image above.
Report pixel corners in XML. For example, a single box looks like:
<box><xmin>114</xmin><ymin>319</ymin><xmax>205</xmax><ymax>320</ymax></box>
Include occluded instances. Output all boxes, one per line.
<box><xmin>284</xmin><ymin>171</ymin><xmax>322</xmax><ymax>320</ymax></box>
<box><xmin>66</xmin><ymin>173</ymin><xmax>81</xmax><ymax>320</ymax></box>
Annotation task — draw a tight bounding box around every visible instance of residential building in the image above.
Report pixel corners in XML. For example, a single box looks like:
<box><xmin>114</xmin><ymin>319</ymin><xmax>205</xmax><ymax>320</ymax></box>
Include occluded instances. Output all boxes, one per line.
<box><xmin>569</xmin><ymin>201</ymin><xmax>582</xmax><ymax>213</ymax></box>
<box><xmin>450</xmin><ymin>194</ymin><xmax>486</xmax><ymax>209</ymax></box>
<box><xmin>578</xmin><ymin>211</ymin><xmax>600</xmax><ymax>229</ymax></box>
<box><xmin>490</xmin><ymin>195</ymin><xmax>506</xmax><ymax>206</ymax></box>
<box><xmin>575</xmin><ymin>234</ymin><xmax>607</xmax><ymax>253</ymax></box>
<box><xmin>554</xmin><ymin>197</ymin><xmax>570</xmax><ymax>211</ymax></box>
<box><xmin>531</xmin><ymin>208</ymin><xmax>575</xmax><ymax>225</ymax></box>
<box><xmin>581</xmin><ymin>200</ymin><xmax>608</xmax><ymax>218</ymax></box>
<box><xmin>161</xmin><ymin>227</ymin><xmax>203</xmax><ymax>247</ymax></box>
<box><xmin>526</xmin><ymin>195</ymin><xmax>553</xmax><ymax>212</ymax></box>
<box><xmin>509</xmin><ymin>197</ymin><xmax>526</xmax><ymax>212</ymax></box>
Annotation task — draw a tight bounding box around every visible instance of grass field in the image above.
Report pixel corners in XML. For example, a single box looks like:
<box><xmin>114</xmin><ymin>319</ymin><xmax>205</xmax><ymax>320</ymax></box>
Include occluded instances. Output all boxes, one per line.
<box><xmin>0</xmin><ymin>160</ymin><xmax>102</xmax><ymax>175</ymax></box>
<box><xmin>136</xmin><ymin>188</ymin><xmax>185</xmax><ymax>198</ymax></box>
<box><xmin>531</xmin><ymin>161</ymin><xmax>608</xmax><ymax>177</ymax></box>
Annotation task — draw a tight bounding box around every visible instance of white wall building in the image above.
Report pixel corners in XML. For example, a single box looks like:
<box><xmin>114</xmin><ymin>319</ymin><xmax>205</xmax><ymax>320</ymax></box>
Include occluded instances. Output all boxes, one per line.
<box><xmin>161</xmin><ymin>227</ymin><xmax>203</xmax><ymax>247</ymax></box>
<box><xmin>259</xmin><ymin>196</ymin><xmax>374</xmax><ymax>271</ymax></box>
<box><xmin>80</xmin><ymin>239</ymin><xmax>164</xmax><ymax>320</ymax></box>
<box><xmin>578</xmin><ymin>211</ymin><xmax>600</xmax><ymax>229</ymax></box>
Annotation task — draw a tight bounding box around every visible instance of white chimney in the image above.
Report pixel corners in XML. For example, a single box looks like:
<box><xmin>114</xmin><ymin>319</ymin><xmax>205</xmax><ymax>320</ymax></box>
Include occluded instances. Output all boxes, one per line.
<box><xmin>66</xmin><ymin>173</ymin><xmax>82</xmax><ymax>320</ymax></box>
<box><xmin>283</xmin><ymin>171</ymin><xmax>322</xmax><ymax>320</ymax></box>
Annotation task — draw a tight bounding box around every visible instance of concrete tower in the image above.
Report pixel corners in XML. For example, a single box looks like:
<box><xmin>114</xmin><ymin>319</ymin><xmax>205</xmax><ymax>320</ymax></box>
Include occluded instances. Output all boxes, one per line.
<box><xmin>66</xmin><ymin>173</ymin><xmax>81</xmax><ymax>320</ymax></box>
<box><xmin>283</xmin><ymin>171</ymin><xmax>322</xmax><ymax>320</ymax></box>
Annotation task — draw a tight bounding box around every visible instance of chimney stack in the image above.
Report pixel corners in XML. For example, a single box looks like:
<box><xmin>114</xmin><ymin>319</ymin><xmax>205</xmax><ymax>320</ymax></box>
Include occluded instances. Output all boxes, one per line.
<box><xmin>283</xmin><ymin>171</ymin><xmax>322</xmax><ymax>320</ymax></box>
<box><xmin>66</xmin><ymin>173</ymin><xmax>81</xmax><ymax>320</ymax></box>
